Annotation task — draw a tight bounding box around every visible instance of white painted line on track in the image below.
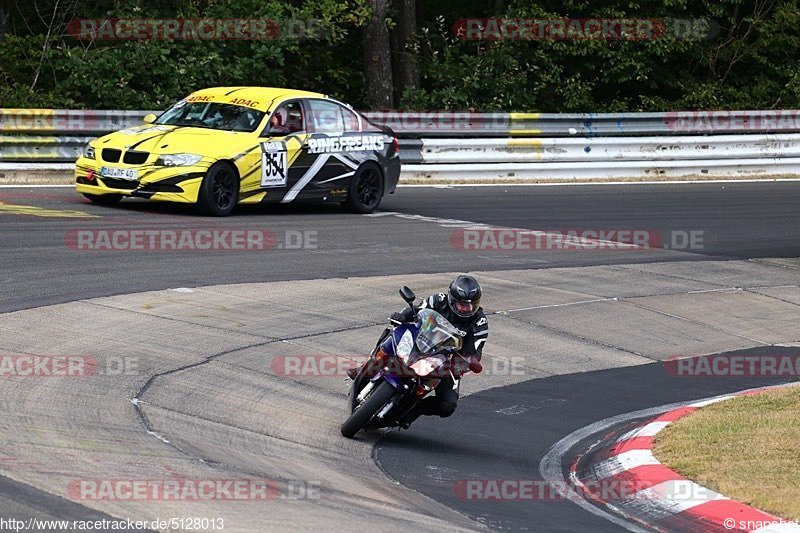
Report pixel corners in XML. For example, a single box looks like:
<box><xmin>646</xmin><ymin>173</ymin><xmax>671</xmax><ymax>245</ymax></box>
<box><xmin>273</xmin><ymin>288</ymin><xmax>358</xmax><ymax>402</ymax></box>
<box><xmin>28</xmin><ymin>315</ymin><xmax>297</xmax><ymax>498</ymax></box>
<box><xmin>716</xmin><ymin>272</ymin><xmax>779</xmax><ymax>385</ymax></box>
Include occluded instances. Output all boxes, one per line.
<box><xmin>686</xmin><ymin>287</ymin><xmax>743</xmax><ymax>294</ymax></box>
<box><xmin>499</xmin><ymin>297</ymin><xmax>617</xmax><ymax>313</ymax></box>
<box><xmin>0</xmin><ymin>184</ymin><xmax>74</xmax><ymax>188</ymax></box>
<box><xmin>366</xmin><ymin>212</ymin><xmax>646</xmax><ymax>250</ymax></box>
<box><xmin>4</xmin><ymin>178</ymin><xmax>800</xmax><ymax>190</ymax></box>
<box><xmin>398</xmin><ymin>178</ymin><xmax>800</xmax><ymax>187</ymax></box>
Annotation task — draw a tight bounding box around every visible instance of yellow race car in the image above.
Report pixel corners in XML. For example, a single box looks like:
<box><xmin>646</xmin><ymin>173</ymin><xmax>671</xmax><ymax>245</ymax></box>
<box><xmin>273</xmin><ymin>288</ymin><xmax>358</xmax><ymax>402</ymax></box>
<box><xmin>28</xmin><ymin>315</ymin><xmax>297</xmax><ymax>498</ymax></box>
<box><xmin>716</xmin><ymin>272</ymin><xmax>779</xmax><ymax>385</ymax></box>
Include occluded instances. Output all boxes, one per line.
<box><xmin>75</xmin><ymin>87</ymin><xmax>401</xmax><ymax>215</ymax></box>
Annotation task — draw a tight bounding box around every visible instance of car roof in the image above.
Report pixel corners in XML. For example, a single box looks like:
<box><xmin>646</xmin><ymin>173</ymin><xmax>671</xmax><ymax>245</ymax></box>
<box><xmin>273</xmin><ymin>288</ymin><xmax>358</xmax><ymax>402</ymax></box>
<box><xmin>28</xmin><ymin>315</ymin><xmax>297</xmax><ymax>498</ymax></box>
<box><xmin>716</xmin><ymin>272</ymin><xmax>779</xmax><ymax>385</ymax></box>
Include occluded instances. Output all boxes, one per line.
<box><xmin>186</xmin><ymin>87</ymin><xmax>327</xmax><ymax>112</ymax></box>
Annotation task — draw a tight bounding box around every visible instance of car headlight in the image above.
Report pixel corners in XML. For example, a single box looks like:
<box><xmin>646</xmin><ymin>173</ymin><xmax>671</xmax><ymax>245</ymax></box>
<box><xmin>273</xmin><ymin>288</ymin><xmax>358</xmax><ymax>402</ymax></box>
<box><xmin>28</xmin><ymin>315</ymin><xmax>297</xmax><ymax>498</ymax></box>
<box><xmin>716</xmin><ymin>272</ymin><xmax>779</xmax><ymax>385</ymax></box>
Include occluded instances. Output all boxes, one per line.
<box><xmin>155</xmin><ymin>153</ymin><xmax>203</xmax><ymax>166</ymax></box>
<box><xmin>83</xmin><ymin>144</ymin><xmax>95</xmax><ymax>159</ymax></box>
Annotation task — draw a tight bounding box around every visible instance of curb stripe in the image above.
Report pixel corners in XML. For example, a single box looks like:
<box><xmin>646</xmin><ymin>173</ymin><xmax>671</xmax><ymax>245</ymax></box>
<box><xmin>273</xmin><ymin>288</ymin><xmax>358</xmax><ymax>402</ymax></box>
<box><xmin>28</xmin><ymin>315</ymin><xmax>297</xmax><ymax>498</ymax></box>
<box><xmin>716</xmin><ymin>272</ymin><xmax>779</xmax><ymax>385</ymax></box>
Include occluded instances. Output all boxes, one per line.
<box><xmin>606</xmin><ymin>465</ymin><xmax>685</xmax><ymax>491</ymax></box>
<box><xmin>624</xmin><ymin>480</ymin><xmax>728</xmax><ymax>519</ymax></box>
<box><xmin>574</xmin><ymin>383</ymin><xmax>800</xmax><ymax>532</ymax></box>
<box><xmin>617</xmin><ymin>420</ymin><xmax>671</xmax><ymax>440</ymax></box>
<box><xmin>687</xmin><ymin>395</ymin><xmax>735</xmax><ymax>408</ymax></box>
<box><xmin>651</xmin><ymin>405</ymin><xmax>698</xmax><ymax>422</ymax></box>
<box><xmin>683</xmin><ymin>499</ymin><xmax>778</xmax><ymax>524</ymax></box>
<box><xmin>611</xmin><ymin>436</ymin><xmax>655</xmax><ymax>454</ymax></box>
<box><xmin>592</xmin><ymin>450</ymin><xmax>660</xmax><ymax>479</ymax></box>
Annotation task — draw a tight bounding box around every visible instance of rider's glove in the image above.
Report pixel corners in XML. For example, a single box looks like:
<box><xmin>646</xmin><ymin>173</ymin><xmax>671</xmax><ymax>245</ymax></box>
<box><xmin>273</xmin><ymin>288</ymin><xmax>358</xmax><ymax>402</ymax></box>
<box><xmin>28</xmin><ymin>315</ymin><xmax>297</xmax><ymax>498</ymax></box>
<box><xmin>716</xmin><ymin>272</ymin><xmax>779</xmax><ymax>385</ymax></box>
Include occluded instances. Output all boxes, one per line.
<box><xmin>451</xmin><ymin>355</ymin><xmax>483</xmax><ymax>379</ymax></box>
<box><xmin>389</xmin><ymin>308</ymin><xmax>416</xmax><ymax>325</ymax></box>
<box><xmin>452</xmin><ymin>355</ymin><xmax>483</xmax><ymax>378</ymax></box>
<box><xmin>466</xmin><ymin>355</ymin><xmax>483</xmax><ymax>374</ymax></box>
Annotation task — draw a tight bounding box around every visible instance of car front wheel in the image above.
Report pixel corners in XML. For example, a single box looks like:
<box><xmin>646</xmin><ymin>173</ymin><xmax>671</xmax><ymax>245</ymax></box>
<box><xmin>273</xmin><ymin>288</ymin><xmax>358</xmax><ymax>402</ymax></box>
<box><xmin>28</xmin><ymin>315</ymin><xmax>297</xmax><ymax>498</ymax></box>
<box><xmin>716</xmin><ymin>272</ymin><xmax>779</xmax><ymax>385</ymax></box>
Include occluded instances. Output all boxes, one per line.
<box><xmin>197</xmin><ymin>162</ymin><xmax>239</xmax><ymax>216</ymax></box>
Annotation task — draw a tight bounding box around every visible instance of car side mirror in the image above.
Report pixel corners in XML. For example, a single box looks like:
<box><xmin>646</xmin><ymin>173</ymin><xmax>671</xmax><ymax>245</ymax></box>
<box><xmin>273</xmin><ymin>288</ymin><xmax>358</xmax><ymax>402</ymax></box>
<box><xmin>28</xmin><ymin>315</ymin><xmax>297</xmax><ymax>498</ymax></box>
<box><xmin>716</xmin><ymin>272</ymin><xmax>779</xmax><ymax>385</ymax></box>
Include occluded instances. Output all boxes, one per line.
<box><xmin>400</xmin><ymin>286</ymin><xmax>416</xmax><ymax>305</ymax></box>
<box><xmin>143</xmin><ymin>113</ymin><xmax>157</xmax><ymax>124</ymax></box>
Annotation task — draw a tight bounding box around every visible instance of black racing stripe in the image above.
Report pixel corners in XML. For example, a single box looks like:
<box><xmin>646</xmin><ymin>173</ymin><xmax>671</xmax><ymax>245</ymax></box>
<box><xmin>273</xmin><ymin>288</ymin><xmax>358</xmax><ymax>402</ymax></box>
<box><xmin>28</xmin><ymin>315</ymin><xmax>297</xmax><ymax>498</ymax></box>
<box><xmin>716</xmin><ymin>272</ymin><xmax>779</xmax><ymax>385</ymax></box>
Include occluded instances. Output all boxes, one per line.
<box><xmin>334</xmin><ymin>152</ymin><xmax>363</xmax><ymax>166</ymax></box>
<box><xmin>292</xmin><ymin>150</ymin><xmax>323</xmax><ymax>168</ymax></box>
<box><xmin>128</xmin><ymin>134</ymin><xmax>162</xmax><ymax>150</ymax></box>
<box><xmin>128</xmin><ymin>133</ymin><xmax>167</xmax><ymax>150</ymax></box>
<box><xmin>313</xmin><ymin>164</ymin><xmax>350</xmax><ymax>182</ymax></box>
<box><xmin>155</xmin><ymin>172</ymin><xmax>205</xmax><ymax>185</ymax></box>
<box><xmin>240</xmin><ymin>190</ymin><xmax>265</xmax><ymax>200</ymax></box>
<box><xmin>137</xmin><ymin>170</ymin><xmax>158</xmax><ymax>180</ymax></box>
<box><xmin>130</xmin><ymin>125</ymin><xmax>194</xmax><ymax>150</ymax></box>
<box><xmin>148</xmin><ymin>125</ymin><xmax>193</xmax><ymax>148</ymax></box>
<box><xmin>232</xmin><ymin>145</ymin><xmax>260</xmax><ymax>161</ymax></box>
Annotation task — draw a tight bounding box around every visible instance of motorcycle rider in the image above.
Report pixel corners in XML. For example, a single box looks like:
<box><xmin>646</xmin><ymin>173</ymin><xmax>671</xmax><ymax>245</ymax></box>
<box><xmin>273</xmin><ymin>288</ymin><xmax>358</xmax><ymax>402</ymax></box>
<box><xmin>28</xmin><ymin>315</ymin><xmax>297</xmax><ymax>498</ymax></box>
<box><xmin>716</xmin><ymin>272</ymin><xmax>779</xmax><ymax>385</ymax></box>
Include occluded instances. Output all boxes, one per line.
<box><xmin>349</xmin><ymin>274</ymin><xmax>488</xmax><ymax>428</ymax></box>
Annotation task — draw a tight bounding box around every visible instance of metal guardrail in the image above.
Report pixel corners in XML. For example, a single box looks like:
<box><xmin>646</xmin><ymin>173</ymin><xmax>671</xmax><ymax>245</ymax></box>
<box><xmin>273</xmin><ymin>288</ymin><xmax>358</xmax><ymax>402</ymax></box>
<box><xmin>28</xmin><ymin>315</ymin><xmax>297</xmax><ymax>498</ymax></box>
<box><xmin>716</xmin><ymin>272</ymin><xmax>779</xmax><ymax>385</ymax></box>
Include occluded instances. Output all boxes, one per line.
<box><xmin>401</xmin><ymin>159</ymin><xmax>800</xmax><ymax>181</ymax></box>
<box><xmin>0</xmin><ymin>135</ymin><xmax>94</xmax><ymax>162</ymax></box>
<box><xmin>413</xmin><ymin>135</ymin><xmax>800</xmax><ymax>163</ymax></box>
<box><xmin>0</xmin><ymin>109</ymin><xmax>150</xmax><ymax>135</ymax></box>
<box><xmin>3</xmin><ymin>108</ymin><xmax>800</xmax><ymax>179</ymax></box>
<box><xmin>4</xmin><ymin>108</ymin><xmax>800</xmax><ymax>137</ymax></box>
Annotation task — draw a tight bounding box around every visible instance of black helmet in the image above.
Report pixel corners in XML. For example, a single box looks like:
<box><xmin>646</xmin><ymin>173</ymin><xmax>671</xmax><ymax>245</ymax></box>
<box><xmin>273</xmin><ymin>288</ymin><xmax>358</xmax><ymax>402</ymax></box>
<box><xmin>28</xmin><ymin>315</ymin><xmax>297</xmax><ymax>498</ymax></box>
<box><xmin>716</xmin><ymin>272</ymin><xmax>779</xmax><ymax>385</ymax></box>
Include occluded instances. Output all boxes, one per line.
<box><xmin>448</xmin><ymin>274</ymin><xmax>482</xmax><ymax>318</ymax></box>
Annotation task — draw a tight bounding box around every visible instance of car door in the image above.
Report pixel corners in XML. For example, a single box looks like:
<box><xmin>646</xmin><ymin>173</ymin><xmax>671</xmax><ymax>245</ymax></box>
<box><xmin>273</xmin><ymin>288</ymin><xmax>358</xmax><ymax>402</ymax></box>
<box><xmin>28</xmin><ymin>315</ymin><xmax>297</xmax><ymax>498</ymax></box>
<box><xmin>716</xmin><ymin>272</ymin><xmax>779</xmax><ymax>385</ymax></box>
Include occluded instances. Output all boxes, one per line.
<box><xmin>238</xmin><ymin>99</ymin><xmax>310</xmax><ymax>204</ymax></box>
<box><xmin>296</xmin><ymin>99</ymin><xmax>373</xmax><ymax>202</ymax></box>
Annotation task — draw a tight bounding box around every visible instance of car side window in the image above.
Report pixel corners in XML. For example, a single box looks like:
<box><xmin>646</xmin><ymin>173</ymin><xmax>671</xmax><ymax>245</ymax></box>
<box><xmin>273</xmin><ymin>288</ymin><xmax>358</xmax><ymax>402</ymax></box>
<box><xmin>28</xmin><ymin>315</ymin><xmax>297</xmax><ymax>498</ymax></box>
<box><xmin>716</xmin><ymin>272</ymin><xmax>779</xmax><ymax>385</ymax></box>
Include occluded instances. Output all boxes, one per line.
<box><xmin>266</xmin><ymin>101</ymin><xmax>304</xmax><ymax>136</ymax></box>
<box><xmin>341</xmin><ymin>105</ymin><xmax>361</xmax><ymax>132</ymax></box>
<box><xmin>308</xmin><ymin>99</ymin><xmax>345</xmax><ymax>133</ymax></box>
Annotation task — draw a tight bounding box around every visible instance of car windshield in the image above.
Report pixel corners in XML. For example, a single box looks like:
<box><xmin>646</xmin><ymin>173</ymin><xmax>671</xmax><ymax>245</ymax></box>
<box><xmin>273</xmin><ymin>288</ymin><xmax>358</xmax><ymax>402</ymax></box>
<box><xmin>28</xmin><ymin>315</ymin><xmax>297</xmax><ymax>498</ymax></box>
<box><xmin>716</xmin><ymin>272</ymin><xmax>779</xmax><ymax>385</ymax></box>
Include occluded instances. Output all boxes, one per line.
<box><xmin>156</xmin><ymin>101</ymin><xmax>264</xmax><ymax>132</ymax></box>
<box><xmin>415</xmin><ymin>309</ymin><xmax>463</xmax><ymax>355</ymax></box>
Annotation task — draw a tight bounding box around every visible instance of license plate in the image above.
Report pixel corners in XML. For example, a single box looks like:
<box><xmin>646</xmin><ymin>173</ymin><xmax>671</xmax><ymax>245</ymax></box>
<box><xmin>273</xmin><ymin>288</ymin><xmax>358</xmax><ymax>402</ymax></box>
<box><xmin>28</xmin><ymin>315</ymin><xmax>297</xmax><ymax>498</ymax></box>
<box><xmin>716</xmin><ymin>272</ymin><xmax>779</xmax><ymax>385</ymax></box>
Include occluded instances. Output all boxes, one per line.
<box><xmin>100</xmin><ymin>166</ymin><xmax>138</xmax><ymax>181</ymax></box>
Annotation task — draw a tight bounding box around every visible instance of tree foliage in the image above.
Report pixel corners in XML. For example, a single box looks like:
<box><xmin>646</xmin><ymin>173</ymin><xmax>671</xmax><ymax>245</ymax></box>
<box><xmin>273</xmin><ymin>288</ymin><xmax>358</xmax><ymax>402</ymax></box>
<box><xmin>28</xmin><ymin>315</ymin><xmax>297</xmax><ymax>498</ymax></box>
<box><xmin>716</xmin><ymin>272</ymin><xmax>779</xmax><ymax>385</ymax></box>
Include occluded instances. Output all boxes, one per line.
<box><xmin>2</xmin><ymin>0</ymin><xmax>799</xmax><ymax>111</ymax></box>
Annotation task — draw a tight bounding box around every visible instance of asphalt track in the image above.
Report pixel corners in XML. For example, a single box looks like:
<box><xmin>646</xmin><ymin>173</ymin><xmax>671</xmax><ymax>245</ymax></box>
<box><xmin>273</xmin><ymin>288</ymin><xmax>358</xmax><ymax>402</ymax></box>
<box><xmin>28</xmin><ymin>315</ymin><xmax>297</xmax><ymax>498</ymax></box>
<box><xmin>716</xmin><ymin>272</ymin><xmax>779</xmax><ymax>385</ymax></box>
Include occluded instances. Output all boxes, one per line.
<box><xmin>377</xmin><ymin>347</ymin><xmax>800</xmax><ymax>532</ymax></box>
<box><xmin>0</xmin><ymin>181</ymin><xmax>799</xmax><ymax>532</ymax></box>
<box><xmin>2</xmin><ymin>181</ymin><xmax>800</xmax><ymax>313</ymax></box>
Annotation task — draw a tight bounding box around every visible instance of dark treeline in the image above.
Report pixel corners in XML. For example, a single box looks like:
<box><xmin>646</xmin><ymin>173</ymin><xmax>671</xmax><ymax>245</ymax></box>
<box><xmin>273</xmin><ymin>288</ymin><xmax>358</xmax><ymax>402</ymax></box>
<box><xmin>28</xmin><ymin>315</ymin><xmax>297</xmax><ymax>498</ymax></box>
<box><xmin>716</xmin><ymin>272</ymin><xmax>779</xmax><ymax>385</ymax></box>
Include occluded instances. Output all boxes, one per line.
<box><xmin>2</xmin><ymin>0</ymin><xmax>799</xmax><ymax>111</ymax></box>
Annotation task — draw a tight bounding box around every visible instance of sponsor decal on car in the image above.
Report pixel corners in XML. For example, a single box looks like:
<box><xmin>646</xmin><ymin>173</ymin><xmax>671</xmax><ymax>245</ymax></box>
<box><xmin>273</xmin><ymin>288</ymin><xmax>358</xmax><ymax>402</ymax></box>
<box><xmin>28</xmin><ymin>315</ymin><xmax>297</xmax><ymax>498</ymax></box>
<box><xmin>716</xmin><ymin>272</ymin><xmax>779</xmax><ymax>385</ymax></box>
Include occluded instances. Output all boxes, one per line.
<box><xmin>307</xmin><ymin>135</ymin><xmax>385</xmax><ymax>154</ymax></box>
<box><xmin>186</xmin><ymin>95</ymin><xmax>215</xmax><ymax>103</ymax></box>
<box><xmin>261</xmin><ymin>141</ymin><xmax>288</xmax><ymax>187</ymax></box>
<box><xmin>229</xmin><ymin>98</ymin><xmax>261</xmax><ymax>108</ymax></box>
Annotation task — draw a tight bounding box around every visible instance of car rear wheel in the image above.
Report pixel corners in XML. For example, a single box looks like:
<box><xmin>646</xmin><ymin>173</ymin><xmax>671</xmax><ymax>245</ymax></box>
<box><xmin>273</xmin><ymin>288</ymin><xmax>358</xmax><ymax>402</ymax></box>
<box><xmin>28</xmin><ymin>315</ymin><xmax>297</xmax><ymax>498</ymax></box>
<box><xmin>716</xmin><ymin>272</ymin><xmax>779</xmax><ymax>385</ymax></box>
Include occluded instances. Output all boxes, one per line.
<box><xmin>197</xmin><ymin>162</ymin><xmax>239</xmax><ymax>216</ymax></box>
<box><xmin>344</xmin><ymin>163</ymin><xmax>384</xmax><ymax>214</ymax></box>
<box><xmin>83</xmin><ymin>193</ymin><xmax>122</xmax><ymax>205</ymax></box>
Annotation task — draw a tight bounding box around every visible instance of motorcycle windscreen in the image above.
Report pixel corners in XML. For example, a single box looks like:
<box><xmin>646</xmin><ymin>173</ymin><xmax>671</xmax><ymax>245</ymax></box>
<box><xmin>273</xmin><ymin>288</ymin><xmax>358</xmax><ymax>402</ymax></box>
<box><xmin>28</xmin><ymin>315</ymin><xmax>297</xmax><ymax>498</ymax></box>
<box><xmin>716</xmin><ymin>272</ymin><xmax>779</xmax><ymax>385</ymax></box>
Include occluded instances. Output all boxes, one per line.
<box><xmin>415</xmin><ymin>309</ymin><xmax>463</xmax><ymax>355</ymax></box>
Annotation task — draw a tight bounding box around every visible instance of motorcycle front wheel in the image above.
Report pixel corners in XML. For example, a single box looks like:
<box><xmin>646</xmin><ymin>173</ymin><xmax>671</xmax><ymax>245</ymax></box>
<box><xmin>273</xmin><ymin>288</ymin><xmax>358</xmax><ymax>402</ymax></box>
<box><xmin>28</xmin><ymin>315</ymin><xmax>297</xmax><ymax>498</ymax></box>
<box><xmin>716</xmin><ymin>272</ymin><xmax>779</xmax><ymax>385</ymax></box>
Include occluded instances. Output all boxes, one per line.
<box><xmin>340</xmin><ymin>381</ymin><xmax>397</xmax><ymax>438</ymax></box>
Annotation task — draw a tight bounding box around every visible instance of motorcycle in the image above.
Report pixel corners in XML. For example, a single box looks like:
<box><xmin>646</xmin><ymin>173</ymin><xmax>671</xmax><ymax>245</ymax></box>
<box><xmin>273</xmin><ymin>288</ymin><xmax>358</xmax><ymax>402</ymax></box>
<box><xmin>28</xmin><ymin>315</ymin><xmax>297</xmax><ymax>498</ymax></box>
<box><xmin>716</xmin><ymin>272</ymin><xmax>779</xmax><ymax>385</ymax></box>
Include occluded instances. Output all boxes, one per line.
<box><xmin>340</xmin><ymin>286</ymin><xmax>481</xmax><ymax>438</ymax></box>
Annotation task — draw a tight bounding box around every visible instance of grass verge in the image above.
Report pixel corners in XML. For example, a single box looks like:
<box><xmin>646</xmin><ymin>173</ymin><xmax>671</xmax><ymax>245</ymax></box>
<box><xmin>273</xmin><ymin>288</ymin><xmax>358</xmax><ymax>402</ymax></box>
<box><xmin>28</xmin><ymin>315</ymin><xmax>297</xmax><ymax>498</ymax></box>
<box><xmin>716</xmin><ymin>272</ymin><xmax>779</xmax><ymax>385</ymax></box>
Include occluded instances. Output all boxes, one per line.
<box><xmin>653</xmin><ymin>385</ymin><xmax>800</xmax><ymax>521</ymax></box>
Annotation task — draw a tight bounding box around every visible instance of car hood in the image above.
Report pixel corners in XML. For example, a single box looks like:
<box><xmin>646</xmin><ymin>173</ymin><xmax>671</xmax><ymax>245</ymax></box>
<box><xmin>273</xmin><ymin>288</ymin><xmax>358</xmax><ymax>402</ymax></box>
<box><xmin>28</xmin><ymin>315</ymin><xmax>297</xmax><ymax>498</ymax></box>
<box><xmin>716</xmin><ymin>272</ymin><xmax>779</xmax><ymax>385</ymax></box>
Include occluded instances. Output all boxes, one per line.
<box><xmin>94</xmin><ymin>124</ymin><xmax>255</xmax><ymax>158</ymax></box>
